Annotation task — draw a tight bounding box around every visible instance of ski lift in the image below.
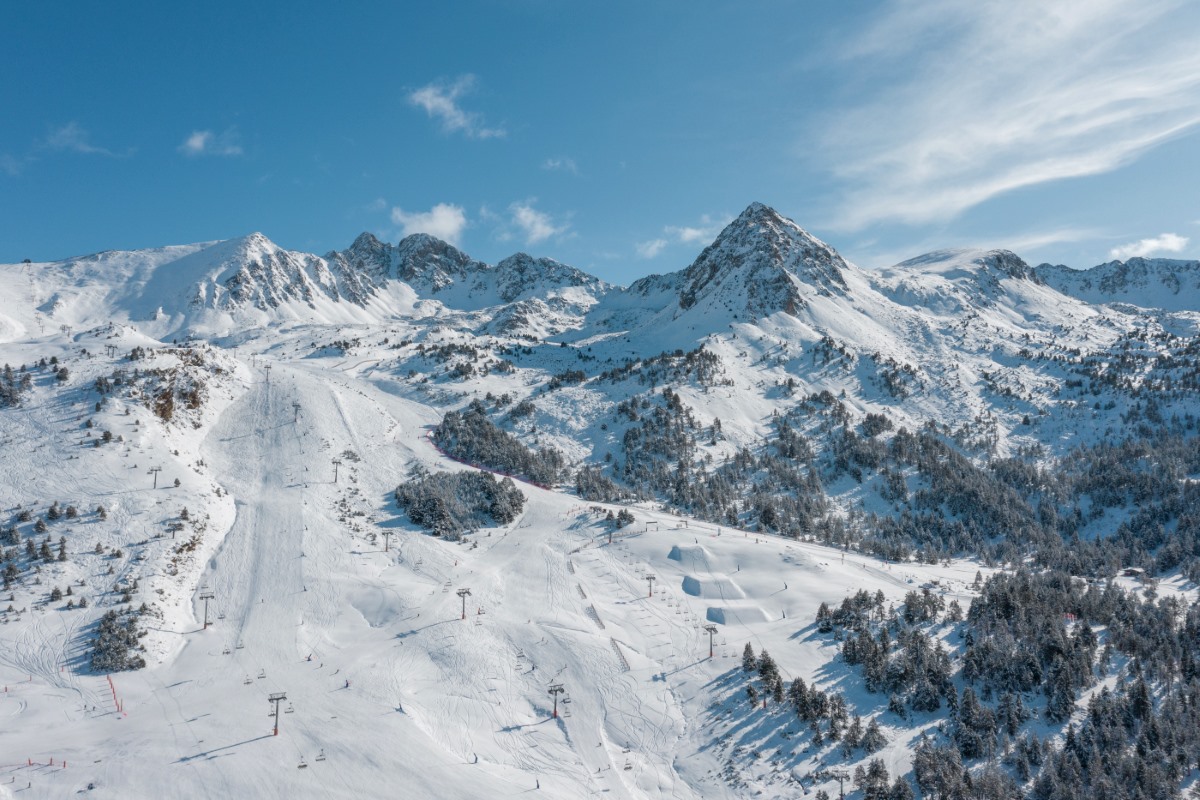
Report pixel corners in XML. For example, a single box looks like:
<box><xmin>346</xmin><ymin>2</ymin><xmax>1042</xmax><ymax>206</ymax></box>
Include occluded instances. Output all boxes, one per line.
<box><xmin>297</xmin><ymin>759</ymin><xmax>308</xmax><ymax>769</ymax></box>
<box><xmin>624</xmin><ymin>760</ymin><xmax>633</xmax><ymax>771</ymax></box>
<box><xmin>222</xmin><ymin>646</ymin><xmax>231</xmax><ymax>655</ymax></box>
<box><xmin>285</xmin><ymin>703</ymin><xmax>295</xmax><ymax>714</ymax></box>
<box><xmin>236</xmin><ymin>641</ymin><xmax>245</xmax><ymax>649</ymax></box>
<box><xmin>258</xmin><ymin>669</ymin><xmax>266</xmax><ymax>679</ymax></box>
<box><xmin>243</xmin><ymin>676</ymin><xmax>253</xmax><ymax>685</ymax></box>
<box><xmin>315</xmin><ymin>749</ymin><xmax>326</xmax><ymax>762</ymax></box>
<box><xmin>218</xmin><ymin>612</ymin><xmax>226</xmax><ymax>620</ymax></box>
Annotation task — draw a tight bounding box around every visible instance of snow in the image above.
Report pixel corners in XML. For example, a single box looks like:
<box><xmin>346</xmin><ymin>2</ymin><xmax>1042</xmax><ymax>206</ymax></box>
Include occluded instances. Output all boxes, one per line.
<box><xmin>1</xmin><ymin>202</ymin><xmax>1198</xmax><ymax>796</ymax></box>
<box><xmin>0</xmin><ymin>336</ymin><xmax>988</xmax><ymax>798</ymax></box>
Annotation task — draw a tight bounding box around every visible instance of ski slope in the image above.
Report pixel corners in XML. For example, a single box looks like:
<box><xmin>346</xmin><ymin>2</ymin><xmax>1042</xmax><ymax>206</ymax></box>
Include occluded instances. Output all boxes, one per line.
<box><xmin>0</xmin><ymin>345</ymin><xmax>987</xmax><ymax>799</ymax></box>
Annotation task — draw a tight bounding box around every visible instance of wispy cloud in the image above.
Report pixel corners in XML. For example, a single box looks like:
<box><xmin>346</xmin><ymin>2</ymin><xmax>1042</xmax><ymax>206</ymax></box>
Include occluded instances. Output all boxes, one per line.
<box><xmin>42</xmin><ymin>122</ymin><xmax>122</xmax><ymax>156</ymax></box>
<box><xmin>848</xmin><ymin>225</ymin><xmax>1107</xmax><ymax>270</ymax></box>
<box><xmin>0</xmin><ymin>153</ymin><xmax>27</xmax><ymax>176</ymax></box>
<box><xmin>995</xmin><ymin>226</ymin><xmax>1108</xmax><ymax>254</ymax></box>
<box><xmin>1110</xmin><ymin>232</ymin><xmax>1189</xmax><ymax>260</ymax></box>
<box><xmin>409</xmin><ymin>75</ymin><xmax>505</xmax><ymax>140</ymax></box>
<box><xmin>390</xmin><ymin>203</ymin><xmax>468</xmax><ymax>246</ymax></box>
<box><xmin>509</xmin><ymin>200</ymin><xmax>567</xmax><ymax>245</ymax></box>
<box><xmin>542</xmin><ymin>157</ymin><xmax>578</xmax><ymax>174</ymax></box>
<box><xmin>823</xmin><ymin>0</ymin><xmax>1200</xmax><ymax>230</ymax></box>
<box><xmin>636</xmin><ymin>213</ymin><xmax>731</xmax><ymax>257</ymax></box>
<box><xmin>179</xmin><ymin>128</ymin><xmax>243</xmax><ymax>157</ymax></box>
<box><xmin>635</xmin><ymin>239</ymin><xmax>668</xmax><ymax>259</ymax></box>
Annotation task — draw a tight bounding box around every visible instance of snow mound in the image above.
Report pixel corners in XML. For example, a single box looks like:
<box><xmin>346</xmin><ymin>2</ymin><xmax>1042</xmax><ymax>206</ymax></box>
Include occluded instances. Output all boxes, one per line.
<box><xmin>705</xmin><ymin>605</ymin><xmax>773</xmax><ymax>625</ymax></box>
<box><xmin>681</xmin><ymin>575</ymin><xmax>746</xmax><ymax>599</ymax></box>
<box><xmin>348</xmin><ymin>585</ymin><xmax>402</xmax><ymax>628</ymax></box>
<box><xmin>0</xmin><ymin>312</ymin><xmax>24</xmax><ymax>343</ymax></box>
<box><xmin>668</xmin><ymin>544</ymin><xmax>711</xmax><ymax>562</ymax></box>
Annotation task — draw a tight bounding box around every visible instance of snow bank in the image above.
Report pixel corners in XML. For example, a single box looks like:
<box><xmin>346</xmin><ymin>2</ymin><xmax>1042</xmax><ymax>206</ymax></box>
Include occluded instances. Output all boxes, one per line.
<box><xmin>681</xmin><ymin>575</ymin><xmax>746</xmax><ymax>599</ymax></box>
<box><xmin>705</xmin><ymin>605</ymin><xmax>772</xmax><ymax>625</ymax></box>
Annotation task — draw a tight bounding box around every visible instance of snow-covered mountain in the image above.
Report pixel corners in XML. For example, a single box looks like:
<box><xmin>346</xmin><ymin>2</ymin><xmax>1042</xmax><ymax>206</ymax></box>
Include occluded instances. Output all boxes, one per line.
<box><xmin>5</xmin><ymin>230</ymin><xmax>612</xmax><ymax>340</ymax></box>
<box><xmin>677</xmin><ymin>202</ymin><xmax>850</xmax><ymax>316</ymax></box>
<box><xmin>3</xmin><ymin>203</ymin><xmax>1200</xmax><ymax>799</ymax></box>
<box><xmin>1036</xmin><ymin>256</ymin><xmax>1200</xmax><ymax>311</ymax></box>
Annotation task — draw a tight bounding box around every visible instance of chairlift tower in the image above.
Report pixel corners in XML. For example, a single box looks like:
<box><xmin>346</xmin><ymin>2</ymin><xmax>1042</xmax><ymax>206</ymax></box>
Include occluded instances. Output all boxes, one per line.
<box><xmin>548</xmin><ymin>683</ymin><xmax>565</xmax><ymax>719</ymax></box>
<box><xmin>646</xmin><ymin>574</ymin><xmax>656</xmax><ymax>598</ymax></box>
<box><xmin>268</xmin><ymin>692</ymin><xmax>288</xmax><ymax>736</ymax></box>
<box><xmin>830</xmin><ymin>768</ymin><xmax>850</xmax><ymax>800</ymax></box>
<box><xmin>199</xmin><ymin>590</ymin><xmax>215</xmax><ymax>628</ymax></box>
<box><xmin>148</xmin><ymin>466</ymin><xmax>162</xmax><ymax>489</ymax></box>
<box><xmin>332</xmin><ymin>458</ymin><xmax>342</xmax><ymax>483</ymax></box>
<box><xmin>457</xmin><ymin>588</ymin><xmax>472</xmax><ymax>620</ymax></box>
<box><xmin>704</xmin><ymin>624</ymin><xmax>718</xmax><ymax>658</ymax></box>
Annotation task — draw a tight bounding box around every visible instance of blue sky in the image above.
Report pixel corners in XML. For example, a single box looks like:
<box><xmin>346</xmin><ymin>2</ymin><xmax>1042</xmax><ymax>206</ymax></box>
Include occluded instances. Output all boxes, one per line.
<box><xmin>3</xmin><ymin>1</ymin><xmax>1200</xmax><ymax>284</ymax></box>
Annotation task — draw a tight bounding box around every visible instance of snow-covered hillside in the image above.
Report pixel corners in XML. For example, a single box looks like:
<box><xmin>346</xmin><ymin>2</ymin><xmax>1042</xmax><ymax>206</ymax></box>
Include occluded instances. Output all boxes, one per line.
<box><xmin>1037</xmin><ymin>256</ymin><xmax>1200</xmax><ymax>312</ymax></box>
<box><xmin>2</xmin><ymin>204</ymin><xmax>1200</xmax><ymax>799</ymax></box>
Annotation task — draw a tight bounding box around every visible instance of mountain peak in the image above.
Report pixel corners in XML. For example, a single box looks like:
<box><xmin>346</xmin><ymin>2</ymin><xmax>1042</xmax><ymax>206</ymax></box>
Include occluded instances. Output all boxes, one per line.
<box><xmin>893</xmin><ymin>248</ymin><xmax>1035</xmax><ymax>281</ymax></box>
<box><xmin>678</xmin><ymin>203</ymin><xmax>849</xmax><ymax>317</ymax></box>
<box><xmin>393</xmin><ymin>233</ymin><xmax>484</xmax><ymax>291</ymax></box>
<box><xmin>736</xmin><ymin>201</ymin><xmax>783</xmax><ymax>223</ymax></box>
<box><xmin>349</xmin><ymin>231</ymin><xmax>383</xmax><ymax>251</ymax></box>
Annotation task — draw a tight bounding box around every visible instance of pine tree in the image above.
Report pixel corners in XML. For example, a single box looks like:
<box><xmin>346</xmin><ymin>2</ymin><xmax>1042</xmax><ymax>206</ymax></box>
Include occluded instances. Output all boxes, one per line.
<box><xmin>742</xmin><ymin>642</ymin><xmax>756</xmax><ymax>673</ymax></box>
<box><xmin>862</xmin><ymin>718</ymin><xmax>887</xmax><ymax>753</ymax></box>
<box><xmin>861</xmin><ymin>759</ymin><xmax>890</xmax><ymax>800</ymax></box>
<box><xmin>887</xmin><ymin>776</ymin><xmax>914</xmax><ymax>800</ymax></box>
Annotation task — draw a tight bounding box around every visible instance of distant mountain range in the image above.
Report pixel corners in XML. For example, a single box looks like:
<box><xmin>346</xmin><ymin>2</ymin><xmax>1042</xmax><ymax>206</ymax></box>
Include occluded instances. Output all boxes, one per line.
<box><xmin>5</xmin><ymin>203</ymin><xmax>1198</xmax><ymax>344</ymax></box>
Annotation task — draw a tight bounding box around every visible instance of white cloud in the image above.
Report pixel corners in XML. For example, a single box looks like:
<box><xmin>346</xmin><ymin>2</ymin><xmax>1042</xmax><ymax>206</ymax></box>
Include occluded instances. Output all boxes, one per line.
<box><xmin>390</xmin><ymin>203</ymin><xmax>468</xmax><ymax>246</ymax></box>
<box><xmin>409</xmin><ymin>75</ymin><xmax>505</xmax><ymax>140</ymax></box>
<box><xmin>42</xmin><ymin>122</ymin><xmax>118</xmax><ymax>156</ymax></box>
<box><xmin>542</xmin><ymin>157</ymin><xmax>578</xmax><ymax>174</ymax></box>
<box><xmin>637</xmin><ymin>213</ymin><xmax>732</xmax><ymax>257</ymax></box>
<box><xmin>665</xmin><ymin>225</ymin><xmax>714</xmax><ymax>244</ymax></box>
<box><xmin>823</xmin><ymin>0</ymin><xmax>1200</xmax><ymax>230</ymax></box>
<box><xmin>1110</xmin><ymin>232</ymin><xmax>1189</xmax><ymax>260</ymax></box>
<box><xmin>509</xmin><ymin>200</ymin><xmax>567</xmax><ymax>245</ymax></box>
<box><xmin>179</xmin><ymin>129</ymin><xmax>243</xmax><ymax>157</ymax></box>
<box><xmin>635</xmin><ymin>239</ymin><xmax>668</xmax><ymax>259</ymax></box>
